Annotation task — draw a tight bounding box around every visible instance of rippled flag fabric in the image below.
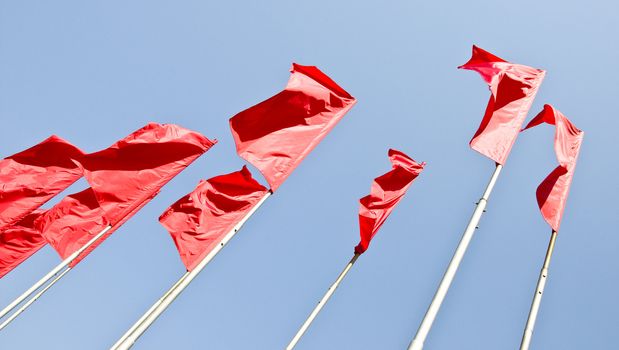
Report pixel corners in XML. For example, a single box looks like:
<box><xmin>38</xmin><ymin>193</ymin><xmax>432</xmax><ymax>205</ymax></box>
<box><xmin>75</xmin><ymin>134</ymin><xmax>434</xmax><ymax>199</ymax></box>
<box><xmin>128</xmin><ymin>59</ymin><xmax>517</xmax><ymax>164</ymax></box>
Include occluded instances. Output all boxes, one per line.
<box><xmin>160</xmin><ymin>166</ymin><xmax>268</xmax><ymax>271</ymax></box>
<box><xmin>0</xmin><ymin>136</ymin><xmax>84</xmax><ymax>231</ymax></box>
<box><xmin>36</xmin><ymin>123</ymin><xmax>215</xmax><ymax>266</ymax></box>
<box><xmin>0</xmin><ymin>211</ymin><xmax>47</xmax><ymax>278</ymax></box>
<box><xmin>80</xmin><ymin>123</ymin><xmax>216</xmax><ymax>223</ymax></box>
<box><xmin>459</xmin><ymin>45</ymin><xmax>545</xmax><ymax>164</ymax></box>
<box><xmin>230</xmin><ymin>63</ymin><xmax>356</xmax><ymax>191</ymax></box>
<box><xmin>522</xmin><ymin>105</ymin><xmax>584</xmax><ymax>231</ymax></box>
<box><xmin>35</xmin><ymin>188</ymin><xmax>109</xmax><ymax>261</ymax></box>
<box><xmin>355</xmin><ymin>149</ymin><xmax>425</xmax><ymax>254</ymax></box>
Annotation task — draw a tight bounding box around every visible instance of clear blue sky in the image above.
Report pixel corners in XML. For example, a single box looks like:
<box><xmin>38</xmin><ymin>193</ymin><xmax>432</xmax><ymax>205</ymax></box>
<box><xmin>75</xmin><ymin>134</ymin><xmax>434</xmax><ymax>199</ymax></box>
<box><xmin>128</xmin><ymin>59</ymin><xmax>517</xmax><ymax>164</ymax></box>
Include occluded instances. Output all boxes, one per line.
<box><xmin>0</xmin><ymin>1</ymin><xmax>617</xmax><ymax>349</ymax></box>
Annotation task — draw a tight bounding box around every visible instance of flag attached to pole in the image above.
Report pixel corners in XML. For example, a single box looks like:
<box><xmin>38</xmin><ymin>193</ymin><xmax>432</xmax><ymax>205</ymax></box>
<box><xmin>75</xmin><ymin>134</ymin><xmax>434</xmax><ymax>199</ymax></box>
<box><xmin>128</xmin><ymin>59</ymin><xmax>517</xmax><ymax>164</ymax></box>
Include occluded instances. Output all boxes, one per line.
<box><xmin>160</xmin><ymin>166</ymin><xmax>269</xmax><ymax>271</ymax></box>
<box><xmin>0</xmin><ymin>211</ymin><xmax>47</xmax><ymax>278</ymax></box>
<box><xmin>355</xmin><ymin>149</ymin><xmax>425</xmax><ymax>254</ymax></box>
<box><xmin>37</xmin><ymin>123</ymin><xmax>216</xmax><ymax>266</ymax></box>
<box><xmin>522</xmin><ymin>104</ymin><xmax>584</xmax><ymax>231</ymax></box>
<box><xmin>459</xmin><ymin>45</ymin><xmax>545</xmax><ymax>164</ymax></box>
<box><xmin>0</xmin><ymin>136</ymin><xmax>84</xmax><ymax>231</ymax></box>
<box><xmin>229</xmin><ymin>63</ymin><xmax>356</xmax><ymax>191</ymax></box>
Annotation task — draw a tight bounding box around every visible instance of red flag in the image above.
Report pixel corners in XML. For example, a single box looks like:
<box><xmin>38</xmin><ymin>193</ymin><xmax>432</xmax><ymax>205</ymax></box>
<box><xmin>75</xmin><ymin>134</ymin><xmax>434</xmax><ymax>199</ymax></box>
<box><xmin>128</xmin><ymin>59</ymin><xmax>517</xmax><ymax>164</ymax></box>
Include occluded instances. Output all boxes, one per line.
<box><xmin>159</xmin><ymin>166</ymin><xmax>268</xmax><ymax>271</ymax></box>
<box><xmin>0</xmin><ymin>211</ymin><xmax>47</xmax><ymax>278</ymax></box>
<box><xmin>0</xmin><ymin>136</ymin><xmax>84</xmax><ymax>231</ymax></box>
<box><xmin>523</xmin><ymin>105</ymin><xmax>584</xmax><ymax>231</ymax></box>
<box><xmin>79</xmin><ymin>123</ymin><xmax>216</xmax><ymax>225</ymax></box>
<box><xmin>459</xmin><ymin>45</ymin><xmax>545</xmax><ymax>164</ymax></box>
<box><xmin>355</xmin><ymin>149</ymin><xmax>425</xmax><ymax>254</ymax></box>
<box><xmin>36</xmin><ymin>123</ymin><xmax>215</xmax><ymax>266</ymax></box>
<box><xmin>35</xmin><ymin>188</ymin><xmax>109</xmax><ymax>261</ymax></box>
<box><xmin>230</xmin><ymin>63</ymin><xmax>356</xmax><ymax>191</ymax></box>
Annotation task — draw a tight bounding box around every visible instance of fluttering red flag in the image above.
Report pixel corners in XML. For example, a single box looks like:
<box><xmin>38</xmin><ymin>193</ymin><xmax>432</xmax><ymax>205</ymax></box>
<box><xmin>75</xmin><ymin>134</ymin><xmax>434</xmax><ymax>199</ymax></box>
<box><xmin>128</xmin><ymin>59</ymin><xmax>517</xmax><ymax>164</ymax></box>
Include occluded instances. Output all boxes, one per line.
<box><xmin>35</xmin><ymin>188</ymin><xmax>109</xmax><ymax>261</ymax></box>
<box><xmin>522</xmin><ymin>105</ymin><xmax>584</xmax><ymax>232</ymax></box>
<box><xmin>229</xmin><ymin>63</ymin><xmax>356</xmax><ymax>191</ymax></box>
<box><xmin>159</xmin><ymin>166</ymin><xmax>268</xmax><ymax>271</ymax></box>
<box><xmin>0</xmin><ymin>136</ymin><xmax>84</xmax><ymax>231</ymax></box>
<box><xmin>80</xmin><ymin>123</ymin><xmax>216</xmax><ymax>224</ymax></box>
<box><xmin>36</xmin><ymin>123</ymin><xmax>215</xmax><ymax>266</ymax></box>
<box><xmin>459</xmin><ymin>45</ymin><xmax>545</xmax><ymax>164</ymax></box>
<box><xmin>355</xmin><ymin>149</ymin><xmax>425</xmax><ymax>254</ymax></box>
<box><xmin>0</xmin><ymin>211</ymin><xmax>47</xmax><ymax>278</ymax></box>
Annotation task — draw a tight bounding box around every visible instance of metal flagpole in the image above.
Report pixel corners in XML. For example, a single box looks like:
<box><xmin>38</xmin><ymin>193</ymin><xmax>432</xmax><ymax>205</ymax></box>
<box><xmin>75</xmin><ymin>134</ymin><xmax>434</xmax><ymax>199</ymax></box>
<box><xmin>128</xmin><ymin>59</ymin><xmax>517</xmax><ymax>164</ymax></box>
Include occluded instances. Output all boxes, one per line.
<box><xmin>110</xmin><ymin>192</ymin><xmax>272</xmax><ymax>350</ymax></box>
<box><xmin>407</xmin><ymin>164</ymin><xmax>503</xmax><ymax>350</ymax></box>
<box><xmin>0</xmin><ymin>225</ymin><xmax>113</xmax><ymax>328</ymax></box>
<box><xmin>286</xmin><ymin>253</ymin><xmax>360</xmax><ymax>350</ymax></box>
<box><xmin>519</xmin><ymin>230</ymin><xmax>558</xmax><ymax>350</ymax></box>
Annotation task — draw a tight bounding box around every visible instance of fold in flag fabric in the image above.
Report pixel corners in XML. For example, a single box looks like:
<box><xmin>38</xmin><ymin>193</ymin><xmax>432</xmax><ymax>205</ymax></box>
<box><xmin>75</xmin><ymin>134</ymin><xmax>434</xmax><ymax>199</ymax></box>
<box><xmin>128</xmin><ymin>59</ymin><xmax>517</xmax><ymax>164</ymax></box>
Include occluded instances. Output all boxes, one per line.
<box><xmin>0</xmin><ymin>136</ymin><xmax>84</xmax><ymax>231</ymax></box>
<box><xmin>522</xmin><ymin>105</ymin><xmax>584</xmax><ymax>232</ymax></box>
<box><xmin>0</xmin><ymin>211</ymin><xmax>47</xmax><ymax>279</ymax></box>
<box><xmin>355</xmin><ymin>149</ymin><xmax>425</xmax><ymax>254</ymax></box>
<box><xmin>35</xmin><ymin>188</ymin><xmax>109</xmax><ymax>261</ymax></box>
<box><xmin>459</xmin><ymin>45</ymin><xmax>545</xmax><ymax>164</ymax></box>
<box><xmin>37</xmin><ymin>123</ymin><xmax>215</xmax><ymax>266</ymax></box>
<box><xmin>160</xmin><ymin>166</ymin><xmax>268</xmax><ymax>271</ymax></box>
<box><xmin>230</xmin><ymin>63</ymin><xmax>356</xmax><ymax>191</ymax></box>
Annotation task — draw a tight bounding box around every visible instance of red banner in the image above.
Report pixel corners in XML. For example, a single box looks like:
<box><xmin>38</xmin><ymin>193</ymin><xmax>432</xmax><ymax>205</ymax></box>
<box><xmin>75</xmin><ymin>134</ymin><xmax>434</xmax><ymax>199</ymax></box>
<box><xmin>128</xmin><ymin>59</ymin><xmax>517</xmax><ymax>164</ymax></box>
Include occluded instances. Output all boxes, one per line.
<box><xmin>160</xmin><ymin>166</ymin><xmax>268</xmax><ymax>271</ymax></box>
<box><xmin>230</xmin><ymin>64</ymin><xmax>356</xmax><ymax>191</ymax></box>
<box><xmin>355</xmin><ymin>149</ymin><xmax>425</xmax><ymax>254</ymax></box>
<box><xmin>459</xmin><ymin>45</ymin><xmax>545</xmax><ymax>164</ymax></box>
<box><xmin>523</xmin><ymin>105</ymin><xmax>584</xmax><ymax>231</ymax></box>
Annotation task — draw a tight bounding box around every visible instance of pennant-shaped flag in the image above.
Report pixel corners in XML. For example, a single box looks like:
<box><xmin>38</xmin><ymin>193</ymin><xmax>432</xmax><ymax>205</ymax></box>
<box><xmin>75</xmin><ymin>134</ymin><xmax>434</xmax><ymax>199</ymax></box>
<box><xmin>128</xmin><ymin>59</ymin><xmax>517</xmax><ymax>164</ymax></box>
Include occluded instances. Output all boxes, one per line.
<box><xmin>230</xmin><ymin>63</ymin><xmax>356</xmax><ymax>191</ymax></box>
<box><xmin>523</xmin><ymin>105</ymin><xmax>584</xmax><ymax>231</ymax></box>
<box><xmin>0</xmin><ymin>211</ymin><xmax>47</xmax><ymax>278</ymax></box>
<box><xmin>355</xmin><ymin>149</ymin><xmax>425</xmax><ymax>254</ymax></box>
<box><xmin>0</xmin><ymin>136</ymin><xmax>84</xmax><ymax>231</ymax></box>
<box><xmin>160</xmin><ymin>166</ymin><xmax>268</xmax><ymax>271</ymax></box>
<box><xmin>36</xmin><ymin>123</ymin><xmax>215</xmax><ymax>266</ymax></box>
<box><xmin>459</xmin><ymin>45</ymin><xmax>545</xmax><ymax>164</ymax></box>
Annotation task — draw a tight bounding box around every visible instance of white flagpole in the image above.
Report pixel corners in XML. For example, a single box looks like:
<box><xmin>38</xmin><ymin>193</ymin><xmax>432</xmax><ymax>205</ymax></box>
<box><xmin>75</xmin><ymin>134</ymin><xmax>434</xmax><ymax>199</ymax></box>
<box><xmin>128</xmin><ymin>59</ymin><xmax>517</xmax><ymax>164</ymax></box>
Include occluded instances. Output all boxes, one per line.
<box><xmin>286</xmin><ymin>253</ymin><xmax>360</xmax><ymax>350</ymax></box>
<box><xmin>110</xmin><ymin>192</ymin><xmax>272</xmax><ymax>350</ymax></box>
<box><xmin>0</xmin><ymin>225</ymin><xmax>113</xmax><ymax>328</ymax></box>
<box><xmin>520</xmin><ymin>230</ymin><xmax>557</xmax><ymax>350</ymax></box>
<box><xmin>407</xmin><ymin>164</ymin><xmax>502</xmax><ymax>350</ymax></box>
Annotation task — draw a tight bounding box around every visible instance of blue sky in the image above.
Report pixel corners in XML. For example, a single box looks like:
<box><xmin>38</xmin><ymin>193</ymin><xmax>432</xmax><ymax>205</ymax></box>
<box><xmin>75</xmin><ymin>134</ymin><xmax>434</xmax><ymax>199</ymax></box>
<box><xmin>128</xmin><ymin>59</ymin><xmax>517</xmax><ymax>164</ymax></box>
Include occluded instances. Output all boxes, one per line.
<box><xmin>0</xmin><ymin>1</ymin><xmax>617</xmax><ymax>349</ymax></box>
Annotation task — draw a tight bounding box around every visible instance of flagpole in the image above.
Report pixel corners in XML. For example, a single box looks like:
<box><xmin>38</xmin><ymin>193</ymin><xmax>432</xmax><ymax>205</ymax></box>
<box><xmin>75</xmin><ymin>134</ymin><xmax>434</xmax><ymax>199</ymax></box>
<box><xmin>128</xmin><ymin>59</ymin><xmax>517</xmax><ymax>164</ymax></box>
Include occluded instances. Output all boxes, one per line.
<box><xmin>110</xmin><ymin>191</ymin><xmax>272</xmax><ymax>350</ymax></box>
<box><xmin>407</xmin><ymin>163</ymin><xmax>502</xmax><ymax>350</ymax></box>
<box><xmin>286</xmin><ymin>253</ymin><xmax>360</xmax><ymax>350</ymax></box>
<box><xmin>0</xmin><ymin>225</ymin><xmax>113</xmax><ymax>328</ymax></box>
<box><xmin>519</xmin><ymin>230</ymin><xmax>557</xmax><ymax>350</ymax></box>
<box><xmin>0</xmin><ymin>266</ymin><xmax>71</xmax><ymax>330</ymax></box>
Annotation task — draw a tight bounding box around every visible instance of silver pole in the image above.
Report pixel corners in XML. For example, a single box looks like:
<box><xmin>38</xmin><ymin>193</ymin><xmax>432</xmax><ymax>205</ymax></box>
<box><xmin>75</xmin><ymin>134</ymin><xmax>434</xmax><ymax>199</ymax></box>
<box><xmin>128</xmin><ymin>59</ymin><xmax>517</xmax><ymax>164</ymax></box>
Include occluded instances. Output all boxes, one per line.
<box><xmin>408</xmin><ymin>164</ymin><xmax>503</xmax><ymax>350</ymax></box>
<box><xmin>0</xmin><ymin>225</ymin><xmax>113</xmax><ymax>326</ymax></box>
<box><xmin>0</xmin><ymin>266</ymin><xmax>72</xmax><ymax>330</ymax></box>
<box><xmin>286</xmin><ymin>253</ymin><xmax>360</xmax><ymax>350</ymax></box>
<box><xmin>111</xmin><ymin>192</ymin><xmax>272</xmax><ymax>350</ymax></box>
<box><xmin>519</xmin><ymin>230</ymin><xmax>557</xmax><ymax>350</ymax></box>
